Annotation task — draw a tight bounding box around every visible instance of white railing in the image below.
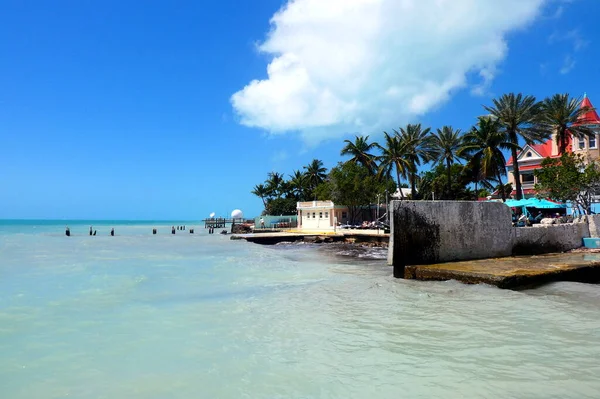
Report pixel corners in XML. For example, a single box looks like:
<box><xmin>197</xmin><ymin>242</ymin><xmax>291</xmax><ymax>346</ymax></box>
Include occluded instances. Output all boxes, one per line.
<box><xmin>297</xmin><ymin>200</ymin><xmax>334</xmax><ymax>208</ymax></box>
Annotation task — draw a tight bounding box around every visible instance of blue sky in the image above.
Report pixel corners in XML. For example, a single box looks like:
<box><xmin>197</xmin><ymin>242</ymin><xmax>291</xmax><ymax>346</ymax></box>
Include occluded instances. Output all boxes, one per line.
<box><xmin>0</xmin><ymin>0</ymin><xmax>598</xmax><ymax>220</ymax></box>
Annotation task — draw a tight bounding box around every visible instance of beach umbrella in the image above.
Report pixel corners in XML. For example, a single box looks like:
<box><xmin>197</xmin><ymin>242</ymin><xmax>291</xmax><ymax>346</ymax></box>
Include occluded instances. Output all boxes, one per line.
<box><xmin>503</xmin><ymin>199</ymin><xmax>532</xmax><ymax>208</ymax></box>
<box><xmin>525</xmin><ymin>198</ymin><xmax>566</xmax><ymax>209</ymax></box>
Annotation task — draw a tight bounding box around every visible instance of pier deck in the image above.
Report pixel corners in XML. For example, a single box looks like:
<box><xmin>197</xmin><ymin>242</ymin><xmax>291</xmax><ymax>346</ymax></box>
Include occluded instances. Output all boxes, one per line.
<box><xmin>231</xmin><ymin>230</ymin><xmax>389</xmax><ymax>246</ymax></box>
<box><xmin>404</xmin><ymin>252</ymin><xmax>600</xmax><ymax>289</ymax></box>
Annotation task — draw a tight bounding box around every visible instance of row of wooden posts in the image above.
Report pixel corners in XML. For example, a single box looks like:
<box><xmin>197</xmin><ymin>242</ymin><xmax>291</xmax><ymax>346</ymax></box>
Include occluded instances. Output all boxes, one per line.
<box><xmin>64</xmin><ymin>224</ymin><xmax>230</xmax><ymax>236</ymax></box>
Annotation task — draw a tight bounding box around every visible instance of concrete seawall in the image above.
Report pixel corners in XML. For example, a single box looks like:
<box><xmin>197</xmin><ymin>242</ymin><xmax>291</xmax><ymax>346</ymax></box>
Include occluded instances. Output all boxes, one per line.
<box><xmin>388</xmin><ymin>201</ymin><xmax>593</xmax><ymax>278</ymax></box>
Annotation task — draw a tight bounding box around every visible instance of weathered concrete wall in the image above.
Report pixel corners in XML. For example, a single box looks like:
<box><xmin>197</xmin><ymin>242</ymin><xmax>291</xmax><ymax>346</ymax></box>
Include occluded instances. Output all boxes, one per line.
<box><xmin>587</xmin><ymin>215</ymin><xmax>600</xmax><ymax>238</ymax></box>
<box><xmin>387</xmin><ymin>201</ymin><xmax>514</xmax><ymax>276</ymax></box>
<box><xmin>513</xmin><ymin>223</ymin><xmax>590</xmax><ymax>255</ymax></box>
<box><xmin>388</xmin><ymin>201</ymin><xmax>590</xmax><ymax>277</ymax></box>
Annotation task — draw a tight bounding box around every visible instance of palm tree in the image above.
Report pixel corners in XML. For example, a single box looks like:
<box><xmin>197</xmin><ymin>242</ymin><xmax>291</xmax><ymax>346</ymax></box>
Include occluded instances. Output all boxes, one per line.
<box><xmin>288</xmin><ymin>170</ymin><xmax>307</xmax><ymax>200</ymax></box>
<box><xmin>303</xmin><ymin>159</ymin><xmax>327</xmax><ymax>198</ymax></box>
<box><xmin>265</xmin><ymin>172</ymin><xmax>285</xmax><ymax>199</ymax></box>
<box><xmin>340</xmin><ymin>135</ymin><xmax>378</xmax><ymax>174</ymax></box>
<box><xmin>375</xmin><ymin>132</ymin><xmax>412</xmax><ymax>198</ymax></box>
<box><xmin>398</xmin><ymin>124</ymin><xmax>433</xmax><ymax>198</ymax></box>
<box><xmin>430</xmin><ymin>126</ymin><xmax>464</xmax><ymax>199</ymax></box>
<box><xmin>483</xmin><ymin>93</ymin><xmax>546</xmax><ymax>200</ymax></box>
<box><xmin>251</xmin><ymin>183</ymin><xmax>269</xmax><ymax>210</ymax></box>
<box><xmin>540</xmin><ymin>93</ymin><xmax>595</xmax><ymax>154</ymax></box>
<box><xmin>460</xmin><ymin>117</ymin><xmax>516</xmax><ymax>202</ymax></box>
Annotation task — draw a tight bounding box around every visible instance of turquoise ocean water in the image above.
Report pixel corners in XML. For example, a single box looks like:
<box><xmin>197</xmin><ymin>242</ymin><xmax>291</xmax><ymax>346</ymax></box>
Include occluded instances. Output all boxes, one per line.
<box><xmin>1</xmin><ymin>220</ymin><xmax>600</xmax><ymax>398</ymax></box>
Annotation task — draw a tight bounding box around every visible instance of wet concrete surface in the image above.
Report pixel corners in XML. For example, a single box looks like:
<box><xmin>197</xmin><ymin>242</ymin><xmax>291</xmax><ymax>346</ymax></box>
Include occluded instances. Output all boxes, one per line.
<box><xmin>405</xmin><ymin>253</ymin><xmax>600</xmax><ymax>289</ymax></box>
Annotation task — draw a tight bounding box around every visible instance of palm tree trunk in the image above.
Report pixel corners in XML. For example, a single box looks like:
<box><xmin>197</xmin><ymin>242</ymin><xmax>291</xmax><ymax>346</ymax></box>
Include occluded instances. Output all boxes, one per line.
<box><xmin>474</xmin><ymin>180</ymin><xmax>478</xmax><ymax>200</ymax></box>
<box><xmin>446</xmin><ymin>159</ymin><xmax>452</xmax><ymax>199</ymax></box>
<box><xmin>410</xmin><ymin>172</ymin><xmax>417</xmax><ymax>199</ymax></box>
<box><xmin>511</xmin><ymin>146</ymin><xmax>522</xmax><ymax>200</ymax></box>
<box><xmin>497</xmin><ymin>172</ymin><xmax>506</xmax><ymax>202</ymax></box>
<box><xmin>396</xmin><ymin>169</ymin><xmax>404</xmax><ymax>200</ymax></box>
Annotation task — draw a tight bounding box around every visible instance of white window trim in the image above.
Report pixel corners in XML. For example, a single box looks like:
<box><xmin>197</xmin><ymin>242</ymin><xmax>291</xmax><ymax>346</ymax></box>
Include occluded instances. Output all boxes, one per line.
<box><xmin>590</xmin><ymin>135</ymin><xmax>598</xmax><ymax>149</ymax></box>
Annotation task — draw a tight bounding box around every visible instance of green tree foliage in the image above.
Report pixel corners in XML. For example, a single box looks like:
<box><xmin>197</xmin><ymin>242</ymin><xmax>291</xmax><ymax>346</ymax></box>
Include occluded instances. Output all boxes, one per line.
<box><xmin>398</xmin><ymin>124</ymin><xmax>434</xmax><ymax>199</ymax></box>
<box><xmin>534</xmin><ymin>153</ymin><xmax>600</xmax><ymax>214</ymax></box>
<box><xmin>495</xmin><ymin>182</ymin><xmax>513</xmax><ymax>201</ymax></box>
<box><xmin>252</xmin><ymin>169</ymin><xmax>312</xmax><ymax>215</ymax></box>
<box><xmin>265</xmin><ymin>197</ymin><xmax>298</xmax><ymax>216</ymax></box>
<box><xmin>304</xmin><ymin>159</ymin><xmax>328</xmax><ymax>199</ymax></box>
<box><xmin>250</xmin><ymin>184</ymin><xmax>269</xmax><ymax>210</ymax></box>
<box><xmin>340</xmin><ymin>135</ymin><xmax>378</xmax><ymax>174</ymax></box>
<box><xmin>483</xmin><ymin>93</ymin><xmax>547</xmax><ymax>200</ymax></box>
<box><xmin>430</xmin><ymin>126</ymin><xmax>464</xmax><ymax>199</ymax></box>
<box><xmin>315</xmin><ymin>162</ymin><xmax>395</xmax><ymax>224</ymax></box>
<box><xmin>460</xmin><ymin>116</ymin><xmax>515</xmax><ymax>201</ymax></box>
<box><xmin>288</xmin><ymin>170</ymin><xmax>308</xmax><ymax>200</ymax></box>
<box><xmin>540</xmin><ymin>93</ymin><xmax>595</xmax><ymax>154</ymax></box>
<box><xmin>249</xmin><ymin>91</ymin><xmax>593</xmax><ymax>212</ymax></box>
<box><xmin>265</xmin><ymin>171</ymin><xmax>285</xmax><ymax>199</ymax></box>
<box><xmin>375</xmin><ymin>132</ymin><xmax>411</xmax><ymax>198</ymax></box>
<box><xmin>416</xmin><ymin>164</ymin><xmax>474</xmax><ymax>201</ymax></box>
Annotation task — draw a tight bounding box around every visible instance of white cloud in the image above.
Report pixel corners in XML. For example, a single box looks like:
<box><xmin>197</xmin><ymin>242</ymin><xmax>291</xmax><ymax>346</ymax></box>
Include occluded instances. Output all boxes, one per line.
<box><xmin>231</xmin><ymin>0</ymin><xmax>547</xmax><ymax>143</ymax></box>
<box><xmin>549</xmin><ymin>29</ymin><xmax>589</xmax><ymax>52</ymax></box>
<box><xmin>560</xmin><ymin>54</ymin><xmax>576</xmax><ymax>74</ymax></box>
<box><xmin>548</xmin><ymin>28</ymin><xmax>588</xmax><ymax>74</ymax></box>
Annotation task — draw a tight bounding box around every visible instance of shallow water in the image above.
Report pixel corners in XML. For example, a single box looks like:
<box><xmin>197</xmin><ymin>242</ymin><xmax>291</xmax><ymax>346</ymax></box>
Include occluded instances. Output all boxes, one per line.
<box><xmin>1</xmin><ymin>221</ymin><xmax>599</xmax><ymax>398</ymax></box>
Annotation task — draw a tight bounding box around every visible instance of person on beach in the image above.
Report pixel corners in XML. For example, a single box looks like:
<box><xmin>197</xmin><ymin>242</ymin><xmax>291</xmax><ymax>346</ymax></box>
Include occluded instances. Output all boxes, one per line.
<box><xmin>260</xmin><ymin>217</ymin><xmax>265</xmax><ymax>229</ymax></box>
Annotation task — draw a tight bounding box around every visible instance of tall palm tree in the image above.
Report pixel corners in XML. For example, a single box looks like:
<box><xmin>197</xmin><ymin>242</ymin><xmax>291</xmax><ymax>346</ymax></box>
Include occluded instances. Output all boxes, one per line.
<box><xmin>398</xmin><ymin>124</ymin><xmax>433</xmax><ymax>198</ymax></box>
<box><xmin>288</xmin><ymin>170</ymin><xmax>307</xmax><ymax>200</ymax></box>
<box><xmin>460</xmin><ymin>117</ymin><xmax>516</xmax><ymax>202</ymax></box>
<box><xmin>430</xmin><ymin>126</ymin><xmax>464</xmax><ymax>199</ymax></box>
<box><xmin>265</xmin><ymin>172</ymin><xmax>285</xmax><ymax>199</ymax></box>
<box><xmin>375</xmin><ymin>132</ymin><xmax>412</xmax><ymax>199</ymax></box>
<box><xmin>303</xmin><ymin>159</ymin><xmax>327</xmax><ymax>198</ymax></box>
<box><xmin>340</xmin><ymin>135</ymin><xmax>378</xmax><ymax>174</ymax></box>
<box><xmin>483</xmin><ymin>93</ymin><xmax>546</xmax><ymax>200</ymax></box>
<box><xmin>251</xmin><ymin>183</ymin><xmax>269</xmax><ymax>210</ymax></box>
<box><xmin>540</xmin><ymin>93</ymin><xmax>595</xmax><ymax>154</ymax></box>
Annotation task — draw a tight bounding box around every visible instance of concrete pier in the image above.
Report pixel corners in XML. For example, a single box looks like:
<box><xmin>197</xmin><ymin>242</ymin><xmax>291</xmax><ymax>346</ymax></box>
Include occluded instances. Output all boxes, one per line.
<box><xmin>388</xmin><ymin>201</ymin><xmax>592</xmax><ymax>278</ymax></box>
<box><xmin>404</xmin><ymin>252</ymin><xmax>600</xmax><ymax>289</ymax></box>
<box><xmin>231</xmin><ymin>230</ymin><xmax>389</xmax><ymax>246</ymax></box>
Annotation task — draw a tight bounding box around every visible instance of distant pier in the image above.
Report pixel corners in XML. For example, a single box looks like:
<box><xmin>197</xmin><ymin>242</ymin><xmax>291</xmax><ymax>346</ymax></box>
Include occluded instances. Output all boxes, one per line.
<box><xmin>202</xmin><ymin>218</ymin><xmax>245</xmax><ymax>229</ymax></box>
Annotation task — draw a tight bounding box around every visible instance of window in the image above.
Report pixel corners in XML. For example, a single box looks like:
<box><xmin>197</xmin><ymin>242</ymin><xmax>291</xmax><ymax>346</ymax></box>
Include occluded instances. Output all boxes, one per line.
<box><xmin>342</xmin><ymin>212</ymin><xmax>347</xmax><ymax>219</ymax></box>
<box><xmin>590</xmin><ymin>135</ymin><xmax>597</xmax><ymax>149</ymax></box>
<box><xmin>522</xmin><ymin>174</ymin><xmax>535</xmax><ymax>184</ymax></box>
<box><xmin>312</xmin><ymin>212</ymin><xmax>316</xmax><ymax>219</ymax></box>
<box><xmin>526</xmin><ymin>152</ymin><xmax>532</xmax><ymax>158</ymax></box>
<box><xmin>325</xmin><ymin>212</ymin><xmax>329</xmax><ymax>218</ymax></box>
<box><xmin>579</xmin><ymin>137</ymin><xmax>586</xmax><ymax>150</ymax></box>
<box><xmin>319</xmin><ymin>212</ymin><xmax>323</xmax><ymax>219</ymax></box>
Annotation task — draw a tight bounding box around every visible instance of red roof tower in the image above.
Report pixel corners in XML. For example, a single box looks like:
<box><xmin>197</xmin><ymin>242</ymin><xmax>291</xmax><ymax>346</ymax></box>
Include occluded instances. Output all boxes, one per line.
<box><xmin>575</xmin><ymin>93</ymin><xmax>600</xmax><ymax>125</ymax></box>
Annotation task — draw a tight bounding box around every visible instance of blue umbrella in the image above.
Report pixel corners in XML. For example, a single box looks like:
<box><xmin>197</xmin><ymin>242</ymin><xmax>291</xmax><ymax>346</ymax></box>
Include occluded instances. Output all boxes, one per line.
<box><xmin>503</xmin><ymin>199</ymin><xmax>532</xmax><ymax>207</ymax></box>
<box><xmin>524</xmin><ymin>198</ymin><xmax>566</xmax><ymax>209</ymax></box>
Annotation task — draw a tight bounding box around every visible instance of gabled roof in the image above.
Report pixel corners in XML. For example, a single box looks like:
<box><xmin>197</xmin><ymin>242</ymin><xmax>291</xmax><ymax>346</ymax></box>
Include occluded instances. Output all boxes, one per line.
<box><xmin>506</xmin><ymin>140</ymin><xmax>555</xmax><ymax>166</ymax></box>
<box><xmin>575</xmin><ymin>94</ymin><xmax>600</xmax><ymax>125</ymax></box>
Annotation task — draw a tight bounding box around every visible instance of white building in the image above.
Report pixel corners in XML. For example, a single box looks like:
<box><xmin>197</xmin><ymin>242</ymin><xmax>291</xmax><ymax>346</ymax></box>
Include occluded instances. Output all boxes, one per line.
<box><xmin>296</xmin><ymin>201</ymin><xmax>350</xmax><ymax>230</ymax></box>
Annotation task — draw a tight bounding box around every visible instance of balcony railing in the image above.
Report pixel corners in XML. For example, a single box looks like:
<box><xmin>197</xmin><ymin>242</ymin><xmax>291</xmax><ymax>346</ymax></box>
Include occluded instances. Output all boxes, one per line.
<box><xmin>297</xmin><ymin>201</ymin><xmax>334</xmax><ymax>208</ymax></box>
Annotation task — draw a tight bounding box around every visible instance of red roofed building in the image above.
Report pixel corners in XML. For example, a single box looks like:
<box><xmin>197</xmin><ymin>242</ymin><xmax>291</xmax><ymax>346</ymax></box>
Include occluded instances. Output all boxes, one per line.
<box><xmin>506</xmin><ymin>94</ymin><xmax>600</xmax><ymax>198</ymax></box>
